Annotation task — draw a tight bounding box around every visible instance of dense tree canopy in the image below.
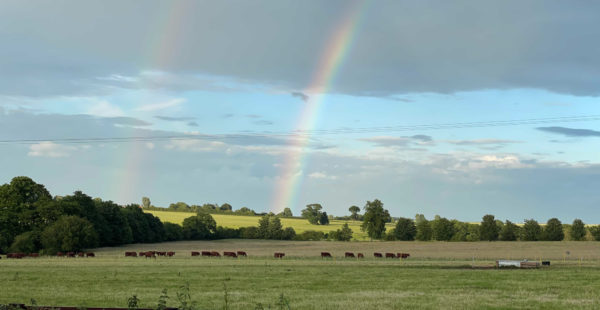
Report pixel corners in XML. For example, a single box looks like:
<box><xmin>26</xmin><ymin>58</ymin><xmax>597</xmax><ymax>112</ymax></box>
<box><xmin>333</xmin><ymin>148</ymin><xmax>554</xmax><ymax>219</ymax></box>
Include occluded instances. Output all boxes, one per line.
<box><xmin>182</xmin><ymin>213</ymin><xmax>217</xmax><ymax>240</ymax></box>
<box><xmin>392</xmin><ymin>218</ymin><xmax>417</xmax><ymax>241</ymax></box>
<box><xmin>522</xmin><ymin>219</ymin><xmax>542</xmax><ymax>241</ymax></box>
<box><xmin>570</xmin><ymin>219</ymin><xmax>586</xmax><ymax>241</ymax></box>
<box><xmin>480</xmin><ymin>214</ymin><xmax>499</xmax><ymax>241</ymax></box>
<box><xmin>543</xmin><ymin>218</ymin><xmax>564</xmax><ymax>241</ymax></box>
<box><xmin>41</xmin><ymin>215</ymin><xmax>99</xmax><ymax>254</ymax></box>
<box><xmin>361</xmin><ymin>199</ymin><xmax>391</xmax><ymax>240</ymax></box>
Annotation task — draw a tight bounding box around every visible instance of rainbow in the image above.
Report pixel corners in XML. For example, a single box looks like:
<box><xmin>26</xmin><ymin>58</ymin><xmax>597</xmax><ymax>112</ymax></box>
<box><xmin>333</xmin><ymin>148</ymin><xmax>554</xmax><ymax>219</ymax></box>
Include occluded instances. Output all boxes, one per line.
<box><xmin>270</xmin><ymin>2</ymin><xmax>368</xmax><ymax>213</ymax></box>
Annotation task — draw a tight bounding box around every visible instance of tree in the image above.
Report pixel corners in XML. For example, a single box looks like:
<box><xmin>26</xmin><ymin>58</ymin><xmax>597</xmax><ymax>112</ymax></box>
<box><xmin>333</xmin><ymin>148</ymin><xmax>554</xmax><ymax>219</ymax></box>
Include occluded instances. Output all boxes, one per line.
<box><xmin>349</xmin><ymin>206</ymin><xmax>361</xmax><ymax>220</ymax></box>
<box><xmin>141</xmin><ymin>197</ymin><xmax>151</xmax><ymax>209</ymax></box>
<box><xmin>392</xmin><ymin>218</ymin><xmax>417</xmax><ymax>241</ymax></box>
<box><xmin>319</xmin><ymin>212</ymin><xmax>330</xmax><ymax>225</ymax></box>
<box><xmin>331</xmin><ymin>223</ymin><xmax>353</xmax><ymax>241</ymax></box>
<box><xmin>361</xmin><ymin>199</ymin><xmax>391</xmax><ymax>240</ymax></box>
<box><xmin>182</xmin><ymin>213</ymin><xmax>216</xmax><ymax>240</ymax></box>
<box><xmin>431</xmin><ymin>216</ymin><xmax>454</xmax><ymax>241</ymax></box>
<box><xmin>281</xmin><ymin>208</ymin><xmax>293</xmax><ymax>218</ymax></box>
<box><xmin>301</xmin><ymin>204</ymin><xmax>323</xmax><ymax>225</ymax></box>
<box><xmin>416</xmin><ymin>218</ymin><xmax>432</xmax><ymax>241</ymax></box>
<box><xmin>95</xmin><ymin>200</ymin><xmax>133</xmax><ymax>246</ymax></box>
<box><xmin>257</xmin><ymin>213</ymin><xmax>288</xmax><ymax>239</ymax></box>
<box><xmin>570</xmin><ymin>219</ymin><xmax>586</xmax><ymax>241</ymax></box>
<box><xmin>163</xmin><ymin>222</ymin><xmax>184</xmax><ymax>241</ymax></box>
<box><xmin>499</xmin><ymin>220</ymin><xmax>519</xmax><ymax>241</ymax></box>
<box><xmin>41</xmin><ymin>215</ymin><xmax>98</xmax><ymax>253</ymax></box>
<box><xmin>219</xmin><ymin>203</ymin><xmax>233</xmax><ymax>212</ymax></box>
<box><xmin>521</xmin><ymin>219</ymin><xmax>542</xmax><ymax>241</ymax></box>
<box><xmin>479</xmin><ymin>214</ymin><xmax>499</xmax><ymax>241</ymax></box>
<box><xmin>169</xmin><ymin>202</ymin><xmax>191</xmax><ymax>212</ymax></box>
<box><xmin>543</xmin><ymin>218</ymin><xmax>564</xmax><ymax>241</ymax></box>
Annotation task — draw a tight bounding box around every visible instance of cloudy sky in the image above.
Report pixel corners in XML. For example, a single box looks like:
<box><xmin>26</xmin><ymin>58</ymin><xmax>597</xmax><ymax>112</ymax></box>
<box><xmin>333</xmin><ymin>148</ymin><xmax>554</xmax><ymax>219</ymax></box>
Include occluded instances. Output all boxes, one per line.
<box><xmin>1</xmin><ymin>0</ymin><xmax>599</xmax><ymax>222</ymax></box>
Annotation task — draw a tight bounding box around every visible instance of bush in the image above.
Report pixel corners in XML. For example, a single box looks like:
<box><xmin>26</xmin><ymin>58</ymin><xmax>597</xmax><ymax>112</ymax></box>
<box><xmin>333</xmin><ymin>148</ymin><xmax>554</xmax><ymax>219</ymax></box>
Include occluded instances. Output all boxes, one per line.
<box><xmin>9</xmin><ymin>231</ymin><xmax>41</xmax><ymax>253</ymax></box>
<box><xmin>281</xmin><ymin>227</ymin><xmax>296</xmax><ymax>240</ymax></box>
<box><xmin>294</xmin><ymin>230</ymin><xmax>326</xmax><ymax>241</ymax></box>
<box><xmin>589</xmin><ymin>225</ymin><xmax>600</xmax><ymax>241</ymax></box>
<box><xmin>570</xmin><ymin>219</ymin><xmax>586</xmax><ymax>241</ymax></box>
<box><xmin>330</xmin><ymin>223</ymin><xmax>353</xmax><ymax>241</ymax></box>
<box><xmin>392</xmin><ymin>218</ymin><xmax>416</xmax><ymax>241</ymax></box>
<box><xmin>214</xmin><ymin>226</ymin><xmax>240</xmax><ymax>239</ymax></box>
<box><xmin>542</xmin><ymin>218</ymin><xmax>564</xmax><ymax>241</ymax></box>
<box><xmin>163</xmin><ymin>222</ymin><xmax>184</xmax><ymax>241</ymax></box>
<box><xmin>41</xmin><ymin>215</ymin><xmax>98</xmax><ymax>253</ymax></box>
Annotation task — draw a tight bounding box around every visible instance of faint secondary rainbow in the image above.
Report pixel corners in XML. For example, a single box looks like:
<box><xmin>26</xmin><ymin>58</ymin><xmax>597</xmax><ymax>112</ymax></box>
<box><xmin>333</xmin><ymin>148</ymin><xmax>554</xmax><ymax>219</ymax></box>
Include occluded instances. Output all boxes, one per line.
<box><xmin>271</xmin><ymin>2</ymin><xmax>368</xmax><ymax>213</ymax></box>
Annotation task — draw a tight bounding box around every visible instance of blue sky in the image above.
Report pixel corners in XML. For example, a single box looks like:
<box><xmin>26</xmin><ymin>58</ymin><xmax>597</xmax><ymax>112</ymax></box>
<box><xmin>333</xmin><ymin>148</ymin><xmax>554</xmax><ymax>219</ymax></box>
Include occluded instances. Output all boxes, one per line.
<box><xmin>0</xmin><ymin>1</ymin><xmax>599</xmax><ymax>222</ymax></box>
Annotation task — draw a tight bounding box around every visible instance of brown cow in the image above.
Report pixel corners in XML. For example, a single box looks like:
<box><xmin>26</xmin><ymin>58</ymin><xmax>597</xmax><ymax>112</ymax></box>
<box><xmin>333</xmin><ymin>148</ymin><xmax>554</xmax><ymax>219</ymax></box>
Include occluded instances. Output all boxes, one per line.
<box><xmin>321</xmin><ymin>252</ymin><xmax>332</xmax><ymax>258</ymax></box>
<box><xmin>237</xmin><ymin>251</ymin><xmax>247</xmax><ymax>257</ymax></box>
<box><xmin>191</xmin><ymin>251</ymin><xmax>200</xmax><ymax>256</ymax></box>
<box><xmin>385</xmin><ymin>253</ymin><xmax>396</xmax><ymax>258</ymax></box>
<box><xmin>77</xmin><ymin>252</ymin><xmax>85</xmax><ymax>257</ymax></box>
<box><xmin>344</xmin><ymin>252</ymin><xmax>355</xmax><ymax>258</ymax></box>
<box><xmin>373</xmin><ymin>252</ymin><xmax>383</xmax><ymax>258</ymax></box>
<box><xmin>125</xmin><ymin>252</ymin><xmax>137</xmax><ymax>257</ymax></box>
<box><xmin>210</xmin><ymin>251</ymin><xmax>221</xmax><ymax>257</ymax></box>
<box><xmin>57</xmin><ymin>252</ymin><xmax>64</xmax><ymax>257</ymax></box>
<box><xmin>357</xmin><ymin>253</ymin><xmax>364</xmax><ymax>259</ymax></box>
<box><xmin>166</xmin><ymin>251</ymin><xmax>175</xmax><ymax>257</ymax></box>
<box><xmin>157</xmin><ymin>251</ymin><xmax>167</xmax><ymax>256</ymax></box>
<box><xmin>86</xmin><ymin>252</ymin><xmax>95</xmax><ymax>257</ymax></box>
<box><xmin>223</xmin><ymin>251</ymin><xmax>237</xmax><ymax>258</ymax></box>
<box><xmin>397</xmin><ymin>253</ymin><xmax>410</xmax><ymax>259</ymax></box>
<box><xmin>201</xmin><ymin>251</ymin><xmax>212</xmax><ymax>257</ymax></box>
<box><xmin>144</xmin><ymin>251</ymin><xmax>156</xmax><ymax>258</ymax></box>
<box><xmin>7</xmin><ymin>253</ymin><xmax>25</xmax><ymax>259</ymax></box>
<box><xmin>274</xmin><ymin>252</ymin><xmax>285</xmax><ymax>258</ymax></box>
<box><xmin>139</xmin><ymin>251</ymin><xmax>146</xmax><ymax>257</ymax></box>
<box><xmin>28</xmin><ymin>253</ymin><xmax>40</xmax><ymax>258</ymax></box>
<box><xmin>67</xmin><ymin>252</ymin><xmax>76</xmax><ymax>257</ymax></box>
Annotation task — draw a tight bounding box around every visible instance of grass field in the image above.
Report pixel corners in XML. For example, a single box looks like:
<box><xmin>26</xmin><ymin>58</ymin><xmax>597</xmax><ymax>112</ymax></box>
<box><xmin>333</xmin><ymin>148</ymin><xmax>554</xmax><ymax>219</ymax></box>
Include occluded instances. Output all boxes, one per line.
<box><xmin>2</xmin><ymin>240</ymin><xmax>600</xmax><ymax>309</ymax></box>
<box><xmin>145</xmin><ymin>210</ymin><xmax>395</xmax><ymax>240</ymax></box>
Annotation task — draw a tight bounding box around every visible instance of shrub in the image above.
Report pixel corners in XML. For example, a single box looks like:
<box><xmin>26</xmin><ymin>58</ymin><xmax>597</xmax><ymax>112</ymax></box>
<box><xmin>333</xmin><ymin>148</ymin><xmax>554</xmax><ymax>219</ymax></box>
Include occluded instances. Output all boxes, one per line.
<box><xmin>239</xmin><ymin>226</ymin><xmax>259</xmax><ymax>239</ymax></box>
<box><xmin>215</xmin><ymin>226</ymin><xmax>240</xmax><ymax>239</ymax></box>
<box><xmin>9</xmin><ymin>231</ymin><xmax>41</xmax><ymax>253</ymax></box>
<box><xmin>41</xmin><ymin>215</ymin><xmax>98</xmax><ymax>253</ymax></box>
<box><xmin>294</xmin><ymin>230</ymin><xmax>326</xmax><ymax>241</ymax></box>
<box><xmin>281</xmin><ymin>227</ymin><xmax>296</xmax><ymax>240</ymax></box>
<box><xmin>330</xmin><ymin>223</ymin><xmax>353</xmax><ymax>241</ymax></box>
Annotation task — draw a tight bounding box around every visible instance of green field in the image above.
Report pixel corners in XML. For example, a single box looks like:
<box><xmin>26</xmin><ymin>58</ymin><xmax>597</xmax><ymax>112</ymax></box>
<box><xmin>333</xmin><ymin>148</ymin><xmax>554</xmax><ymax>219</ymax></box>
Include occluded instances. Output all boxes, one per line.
<box><xmin>2</xmin><ymin>240</ymin><xmax>600</xmax><ymax>309</ymax></box>
<box><xmin>145</xmin><ymin>210</ymin><xmax>395</xmax><ymax>240</ymax></box>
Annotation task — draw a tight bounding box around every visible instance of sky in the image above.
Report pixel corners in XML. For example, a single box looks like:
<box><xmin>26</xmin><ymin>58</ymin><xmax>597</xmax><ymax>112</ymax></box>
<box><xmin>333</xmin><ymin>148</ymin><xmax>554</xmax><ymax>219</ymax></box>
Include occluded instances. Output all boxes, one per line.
<box><xmin>0</xmin><ymin>0</ymin><xmax>599</xmax><ymax>222</ymax></box>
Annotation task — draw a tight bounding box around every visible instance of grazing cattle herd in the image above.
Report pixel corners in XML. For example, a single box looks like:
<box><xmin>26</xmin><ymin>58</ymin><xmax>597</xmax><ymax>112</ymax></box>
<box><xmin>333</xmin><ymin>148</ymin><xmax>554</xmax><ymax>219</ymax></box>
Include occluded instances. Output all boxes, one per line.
<box><xmin>2</xmin><ymin>250</ymin><xmax>410</xmax><ymax>260</ymax></box>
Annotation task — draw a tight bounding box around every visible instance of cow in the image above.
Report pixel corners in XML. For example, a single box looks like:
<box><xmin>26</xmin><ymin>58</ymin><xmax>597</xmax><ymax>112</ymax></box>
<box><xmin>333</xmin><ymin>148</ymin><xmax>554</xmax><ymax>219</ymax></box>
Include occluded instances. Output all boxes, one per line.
<box><xmin>167</xmin><ymin>251</ymin><xmax>175</xmax><ymax>257</ymax></box>
<box><xmin>274</xmin><ymin>252</ymin><xmax>285</xmax><ymax>258</ymax></box>
<box><xmin>398</xmin><ymin>253</ymin><xmax>410</xmax><ymax>259</ymax></box>
<box><xmin>373</xmin><ymin>252</ymin><xmax>383</xmax><ymax>258</ymax></box>
<box><xmin>66</xmin><ymin>252</ymin><xmax>76</xmax><ymax>258</ymax></box>
<box><xmin>7</xmin><ymin>253</ymin><xmax>25</xmax><ymax>259</ymax></box>
<box><xmin>223</xmin><ymin>251</ymin><xmax>237</xmax><ymax>258</ymax></box>
<box><xmin>77</xmin><ymin>252</ymin><xmax>85</xmax><ymax>257</ymax></box>
<box><xmin>344</xmin><ymin>252</ymin><xmax>355</xmax><ymax>258</ymax></box>
<box><xmin>385</xmin><ymin>253</ymin><xmax>396</xmax><ymax>259</ymax></box>
<box><xmin>201</xmin><ymin>251</ymin><xmax>212</xmax><ymax>257</ymax></box>
<box><xmin>125</xmin><ymin>252</ymin><xmax>137</xmax><ymax>257</ymax></box>
<box><xmin>191</xmin><ymin>251</ymin><xmax>200</xmax><ymax>256</ymax></box>
<box><xmin>357</xmin><ymin>253</ymin><xmax>364</xmax><ymax>259</ymax></box>
<box><xmin>86</xmin><ymin>252</ymin><xmax>95</xmax><ymax>257</ymax></box>
<box><xmin>321</xmin><ymin>252</ymin><xmax>332</xmax><ymax>258</ymax></box>
<box><xmin>57</xmin><ymin>252</ymin><xmax>64</xmax><ymax>257</ymax></box>
<box><xmin>157</xmin><ymin>251</ymin><xmax>166</xmax><ymax>256</ymax></box>
<box><xmin>139</xmin><ymin>251</ymin><xmax>146</xmax><ymax>257</ymax></box>
<box><xmin>210</xmin><ymin>251</ymin><xmax>221</xmax><ymax>257</ymax></box>
<box><xmin>144</xmin><ymin>251</ymin><xmax>156</xmax><ymax>258</ymax></box>
<box><xmin>28</xmin><ymin>253</ymin><xmax>40</xmax><ymax>258</ymax></box>
<box><xmin>237</xmin><ymin>251</ymin><xmax>247</xmax><ymax>257</ymax></box>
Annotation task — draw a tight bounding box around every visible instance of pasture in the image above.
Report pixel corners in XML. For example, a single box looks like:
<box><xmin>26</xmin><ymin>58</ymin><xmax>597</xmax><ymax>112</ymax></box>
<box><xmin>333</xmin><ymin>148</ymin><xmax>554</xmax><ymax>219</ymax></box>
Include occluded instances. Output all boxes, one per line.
<box><xmin>2</xmin><ymin>240</ymin><xmax>600</xmax><ymax>309</ymax></box>
<box><xmin>145</xmin><ymin>210</ymin><xmax>395</xmax><ymax>240</ymax></box>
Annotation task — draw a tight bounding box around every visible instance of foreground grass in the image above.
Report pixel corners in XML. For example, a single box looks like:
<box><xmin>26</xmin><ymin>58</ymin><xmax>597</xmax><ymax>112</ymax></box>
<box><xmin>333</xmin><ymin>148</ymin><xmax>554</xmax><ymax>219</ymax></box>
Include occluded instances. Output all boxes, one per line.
<box><xmin>3</xmin><ymin>240</ymin><xmax>600</xmax><ymax>309</ymax></box>
<box><xmin>145</xmin><ymin>210</ymin><xmax>395</xmax><ymax>240</ymax></box>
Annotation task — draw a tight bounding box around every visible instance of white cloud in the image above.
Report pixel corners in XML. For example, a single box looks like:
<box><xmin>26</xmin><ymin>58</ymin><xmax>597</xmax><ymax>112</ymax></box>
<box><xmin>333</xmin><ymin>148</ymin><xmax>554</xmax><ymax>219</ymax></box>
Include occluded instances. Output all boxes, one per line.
<box><xmin>86</xmin><ymin>100</ymin><xmax>124</xmax><ymax>117</ymax></box>
<box><xmin>28</xmin><ymin>142</ymin><xmax>75</xmax><ymax>158</ymax></box>
<box><xmin>135</xmin><ymin>98</ymin><xmax>185</xmax><ymax>112</ymax></box>
<box><xmin>308</xmin><ymin>171</ymin><xmax>338</xmax><ymax>180</ymax></box>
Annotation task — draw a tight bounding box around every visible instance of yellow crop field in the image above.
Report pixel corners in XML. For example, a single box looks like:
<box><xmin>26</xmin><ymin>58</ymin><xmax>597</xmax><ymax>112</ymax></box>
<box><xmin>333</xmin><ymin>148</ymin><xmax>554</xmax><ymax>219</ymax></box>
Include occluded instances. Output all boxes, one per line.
<box><xmin>145</xmin><ymin>210</ymin><xmax>395</xmax><ymax>240</ymax></box>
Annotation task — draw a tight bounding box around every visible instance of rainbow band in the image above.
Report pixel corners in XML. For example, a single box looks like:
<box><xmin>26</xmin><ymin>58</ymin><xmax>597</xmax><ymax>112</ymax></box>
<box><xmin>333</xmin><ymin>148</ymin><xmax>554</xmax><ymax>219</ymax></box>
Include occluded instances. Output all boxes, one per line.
<box><xmin>271</xmin><ymin>2</ymin><xmax>368</xmax><ymax>213</ymax></box>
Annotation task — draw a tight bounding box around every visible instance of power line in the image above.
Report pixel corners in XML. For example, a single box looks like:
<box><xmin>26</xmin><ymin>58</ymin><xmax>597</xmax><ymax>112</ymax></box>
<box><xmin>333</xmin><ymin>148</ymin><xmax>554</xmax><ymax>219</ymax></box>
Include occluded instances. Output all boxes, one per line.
<box><xmin>0</xmin><ymin>114</ymin><xmax>598</xmax><ymax>145</ymax></box>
